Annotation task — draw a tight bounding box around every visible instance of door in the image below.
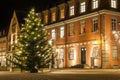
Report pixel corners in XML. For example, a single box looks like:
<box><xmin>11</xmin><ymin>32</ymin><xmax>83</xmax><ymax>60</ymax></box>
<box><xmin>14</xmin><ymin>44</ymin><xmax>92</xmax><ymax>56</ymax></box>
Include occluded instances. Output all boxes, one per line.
<box><xmin>81</xmin><ymin>47</ymin><xmax>86</xmax><ymax>64</ymax></box>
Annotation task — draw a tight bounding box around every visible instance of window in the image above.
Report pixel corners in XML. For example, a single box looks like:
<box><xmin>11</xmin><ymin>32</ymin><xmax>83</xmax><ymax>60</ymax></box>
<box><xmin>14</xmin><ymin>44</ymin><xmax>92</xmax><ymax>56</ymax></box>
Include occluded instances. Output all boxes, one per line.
<box><xmin>69</xmin><ymin>6</ymin><xmax>74</xmax><ymax>16</ymax></box>
<box><xmin>59</xmin><ymin>49</ymin><xmax>64</xmax><ymax>60</ymax></box>
<box><xmin>80</xmin><ymin>2</ymin><xmax>86</xmax><ymax>13</ymax></box>
<box><xmin>92</xmin><ymin>46</ymin><xmax>99</xmax><ymax>58</ymax></box>
<box><xmin>44</xmin><ymin>15</ymin><xmax>48</xmax><ymax>24</ymax></box>
<box><xmin>51</xmin><ymin>29</ymin><xmax>56</xmax><ymax>39</ymax></box>
<box><xmin>80</xmin><ymin>21</ymin><xmax>85</xmax><ymax>34</ymax></box>
<box><xmin>60</xmin><ymin>9</ymin><xmax>65</xmax><ymax>19</ymax></box>
<box><xmin>69</xmin><ymin>23</ymin><xmax>74</xmax><ymax>36</ymax></box>
<box><xmin>52</xmin><ymin>12</ymin><xmax>56</xmax><ymax>22</ymax></box>
<box><xmin>69</xmin><ymin>48</ymin><xmax>74</xmax><ymax>60</ymax></box>
<box><xmin>60</xmin><ymin>26</ymin><xmax>64</xmax><ymax>38</ymax></box>
<box><xmin>112</xmin><ymin>45</ymin><xmax>118</xmax><ymax>60</ymax></box>
<box><xmin>92</xmin><ymin>18</ymin><xmax>98</xmax><ymax>32</ymax></box>
<box><xmin>92</xmin><ymin>0</ymin><xmax>98</xmax><ymax>9</ymax></box>
<box><xmin>112</xmin><ymin>17</ymin><xmax>117</xmax><ymax>31</ymax></box>
<box><xmin>111</xmin><ymin>0</ymin><xmax>117</xmax><ymax>8</ymax></box>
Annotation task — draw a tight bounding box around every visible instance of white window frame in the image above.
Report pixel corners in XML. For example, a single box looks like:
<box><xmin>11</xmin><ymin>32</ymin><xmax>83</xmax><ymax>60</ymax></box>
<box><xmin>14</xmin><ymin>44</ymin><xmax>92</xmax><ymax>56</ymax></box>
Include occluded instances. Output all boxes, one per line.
<box><xmin>69</xmin><ymin>6</ymin><xmax>74</xmax><ymax>16</ymax></box>
<box><xmin>112</xmin><ymin>45</ymin><xmax>118</xmax><ymax>60</ymax></box>
<box><xmin>51</xmin><ymin>29</ymin><xmax>56</xmax><ymax>39</ymax></box>
<box><xmin>112</xmin><ymin>17</ymin><xmax>117</xmax><ymax>31</ymax></box>
<box><xmin>92</xmin><ymin>0</ymin><xmax>98</xmax><ymax>9</ymax></box>
<box><xmin>52</xmin><ymin>12</ymin><xmax>56</xmax><ymax>22</ymax></box>
<box><xmin>80</xmin><ymin>21</ymin><xmax>85</xmax><ymax>34</ymax></box>
<box><xmin>111</xmin><ymin>0</ymin><xmax>117</xmax><ymax>8</ymax></box>
<box><xmin>92</xmin><ymin>18</ymin><xmax>98</xmax><ymax>32</ymax></box>
<box><xmin>69</xmin><ymin>48</ymin><xmax>75</xmax><ymax>60</ymax></box>
<box><xmin>59</xmin><ymin>49</ymin><xmax>64</xmax><ymax>60</ymax></box>
<box><xmin>60</xmin><ymin>9</ymin><xmax>65</xmax><ymax>19</ymax></box>
<box><xmin>60</xmin><ymin>26</ymin><xmax>64</xmax><ymax>38</ymax></box>
<box><xmin>80</xmin><ymin>2</ymin><xmax>86</xmax><ymax>13</ymax></box>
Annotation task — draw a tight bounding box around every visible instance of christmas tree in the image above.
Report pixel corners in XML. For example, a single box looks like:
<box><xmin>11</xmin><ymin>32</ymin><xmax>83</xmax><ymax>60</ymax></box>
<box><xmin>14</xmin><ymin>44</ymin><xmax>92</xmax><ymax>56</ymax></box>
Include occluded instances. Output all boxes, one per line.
<box><xmin>10</xmin><ymin>8</ymin><xmax>53</xmax><ymax>73</ymax></box>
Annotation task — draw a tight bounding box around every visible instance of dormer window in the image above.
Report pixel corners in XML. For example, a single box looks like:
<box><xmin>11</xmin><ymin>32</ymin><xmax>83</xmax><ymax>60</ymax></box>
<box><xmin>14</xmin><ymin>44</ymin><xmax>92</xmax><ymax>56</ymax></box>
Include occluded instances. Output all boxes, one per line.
<box><xmin>111</xmin><ymin>0</ymin><xmax>117</xmax><ymax>8</ymax></box>
<box><xmin>92</xmin><ymin>0</ymin><xmax>98</xmax><ymax>9</ymax></box>
<box><xmin>52</xmin><ymin>12</ymin><xmax>56</xmax><ymax>22</ymax></box>
<box><xmin>80</xmin><ymin>2</ymin><xmax>86</xmax><ymax>13</ymax></box>
<box><xmin>44</xmin><ymin>15</ymin><xmax>48</xmax><ymax>24</ymax></box>
<box><xmin>60</xmin><ymin>9</ymin><xmax>65</xmax><ymax>19</ymax></box>
<box><xmin>69</xmin><ymin>6</ymin><xmax>74</xmax><ymax>16</ymax></box>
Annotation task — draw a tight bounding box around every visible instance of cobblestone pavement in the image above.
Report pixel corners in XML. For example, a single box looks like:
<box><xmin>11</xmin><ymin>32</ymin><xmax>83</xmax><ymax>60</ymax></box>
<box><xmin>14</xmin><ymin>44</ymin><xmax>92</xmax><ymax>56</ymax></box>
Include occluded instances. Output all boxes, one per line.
<box><xmin>0</xmin><ymin>69</ymin><xmax>120</xmax><ymax>80</ymax></box>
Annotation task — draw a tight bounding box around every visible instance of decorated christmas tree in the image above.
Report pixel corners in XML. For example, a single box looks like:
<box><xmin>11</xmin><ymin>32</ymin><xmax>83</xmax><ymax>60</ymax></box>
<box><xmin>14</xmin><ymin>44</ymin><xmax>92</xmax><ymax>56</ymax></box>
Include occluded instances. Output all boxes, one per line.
<box><xmin>10</xmin><ymin>8</ymin><xmax>53</xmax><ymax>73</ymax></box>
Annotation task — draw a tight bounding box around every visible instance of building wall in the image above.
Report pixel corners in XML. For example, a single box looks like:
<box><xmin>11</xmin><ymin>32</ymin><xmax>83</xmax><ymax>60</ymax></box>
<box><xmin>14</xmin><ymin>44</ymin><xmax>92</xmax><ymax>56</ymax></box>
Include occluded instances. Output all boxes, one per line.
<box><xmin>43</xmin><ymin>0</ymin><xmax>120</xmax><ymax>68</ymax></box>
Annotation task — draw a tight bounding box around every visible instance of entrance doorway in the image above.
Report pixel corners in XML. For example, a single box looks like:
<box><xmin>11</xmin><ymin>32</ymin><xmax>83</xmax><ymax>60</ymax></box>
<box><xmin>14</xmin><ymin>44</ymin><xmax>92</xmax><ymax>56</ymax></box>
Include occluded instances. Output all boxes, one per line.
<box><xmin>81</xmin><ymin>47</ymin><xmax>86</xmax><ymax>64</ymax></box>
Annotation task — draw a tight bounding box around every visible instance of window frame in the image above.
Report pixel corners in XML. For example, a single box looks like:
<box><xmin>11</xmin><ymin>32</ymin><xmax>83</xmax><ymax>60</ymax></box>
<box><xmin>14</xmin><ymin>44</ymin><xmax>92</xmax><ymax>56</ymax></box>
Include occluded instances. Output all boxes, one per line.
<box><xmin>60</xmin><ymin>26</ymin><xmax>64</xmax><ymax>38</ymax></box>
<box><xmin>111</xmin><ymin>17</ymin><xmax>117</xmax><ymax>31</ymax></box>
<box><xmin>69</xmin><ymin>23</ymin><xmax>74</xmax><ymax>36</ymax></box>
<box><xmin>69</xmin><ymin>5</ymin><xmax>75</xmax><ymax>16</ymax></box>
<box><xmin>51</xmin><ymin>12</ymin><xmax>56</xmax><ymax>22</ymax></box>
<box><xmin>92</xmin><ymin>18</ymin><xmax>98</xmax><ymax>32</ymax></box>
<box><xmin>80</xmin><ymin>20</ymin><xmax>86</xmax><ymax>34</ymax></box>
<box><xmin>69</xmin><ymin>48</ymin><xmax>75</xmax><ymax>60</ymax></box>
<box><xmin>111</xmin><ymin>0</ymin><xmax>117</xmax><ymax>8</ymax></box>
<box><xmin>80</xmin><ymin>1</ymin><xmax>86</xmax><ymax>13</ymax></box>
<box><xmin>51</xmin><ymin>29</ymin><xmax>56</xmax><ymax>39</ymax></box>
<box><xmin>112</xmin><ymin>45</ymin><xmax>118</xmax><ymax>60</ymax></box>
<box><xmin>60</xmin><ymin>9</ymin><xmax>65</xmax><ymax>19</ymax></box>
<box><xmin>92</xmin><ymin>0</ymin><xmax>98</xmax><ymax>9</ymax></box>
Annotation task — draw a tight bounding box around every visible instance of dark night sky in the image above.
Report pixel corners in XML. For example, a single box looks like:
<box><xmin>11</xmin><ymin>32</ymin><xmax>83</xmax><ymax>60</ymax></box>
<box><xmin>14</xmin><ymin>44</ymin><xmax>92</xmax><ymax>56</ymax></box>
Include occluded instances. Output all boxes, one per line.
<box><xmin>0</xmin><ymin>0</ymin><xmax>68</xmax><ymax>30</ymax></box>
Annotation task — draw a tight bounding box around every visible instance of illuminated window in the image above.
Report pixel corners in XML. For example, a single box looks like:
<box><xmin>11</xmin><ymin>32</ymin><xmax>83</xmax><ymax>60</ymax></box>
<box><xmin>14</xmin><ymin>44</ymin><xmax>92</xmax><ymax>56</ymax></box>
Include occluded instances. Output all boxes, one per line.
<box><xmin>60</xmin><ymin>26</ymin><xmax>64</xmax><ymax>38</ymax></box>
<box><xmin>59</xmin><ymin>49</ymin><xmax>64</xmax><ymax>60</ymax></box>
<box><xmin>60</xmin><ymin>9</ymin><xmax>65</xmax><ymax>19</ymax></box>
<box><xmin>80</xmin><ymin>21</ymin><xmax>85</xmax><ymax>34</ymax></box>
<box><xmin>92</xmin><ymin>18</ymin><xmax>98</xmax><ymax>32</ymax></box>
<box><xmin>51</xmin><ymin>29</ymin><xmax>56</xmax><ymax>39</ymax></box>
<box><xmin>112</xmin><ymin>17</ymin><xmax>117</xmax><ymax>31</ymax></box>
<box><xmin>92</xmin><ymin>46</ymin><xmax>99</xmax><ymax>58</ymax></box>
<box><xmin>80</xmin><ymin>2</ymin><xmax>86</xmax><ymax>13</ymax></box>
<box><xmin>52</xmin><ymin>12</ymin><xmax>56</xmax><ymax>22</ymax></box>
<box><xmin>69</xmin><ymin>23</ymin><xmax>74</xmax><ymax>36</ymax></box>
<box><xmin>69</xmin><ymin>48</ymin><xmax>74</xmax><ymax>60</ymax></box>
<box><xmin>69</xmin><ymin>6</ymin><xmax>74</xmax><ymax>16</ymax></box>
<box><xmin>44</xmin><ymin>15</ymin><xmax>48</xmax><ymax>24</ymax></box>
<box><xmin>112</xmin><ymin>45</ymin><xmax>118</xmax><ymax>60</ymax></box>
<box><xmin>92</xmin><ymin>0</ymin><xmax>98</xmax><ymax>9</ymax></box>
<box><xmin>111</xmin><ymin>0</ymin><xmax>117</xmax><ymax>8</ymax></box>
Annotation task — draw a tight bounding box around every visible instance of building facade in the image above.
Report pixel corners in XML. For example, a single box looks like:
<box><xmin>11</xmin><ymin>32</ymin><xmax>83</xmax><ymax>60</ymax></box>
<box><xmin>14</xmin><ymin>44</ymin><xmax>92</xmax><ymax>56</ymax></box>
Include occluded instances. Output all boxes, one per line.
<box><xmin>39</xmin><ymin>0</ymin><xmax>120</xmax><ymax>69</ymax></box>
<box><xmin>0</xmin><ymin>11</ymin><xmax>20</xmax><ymax>68</ymax></box>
